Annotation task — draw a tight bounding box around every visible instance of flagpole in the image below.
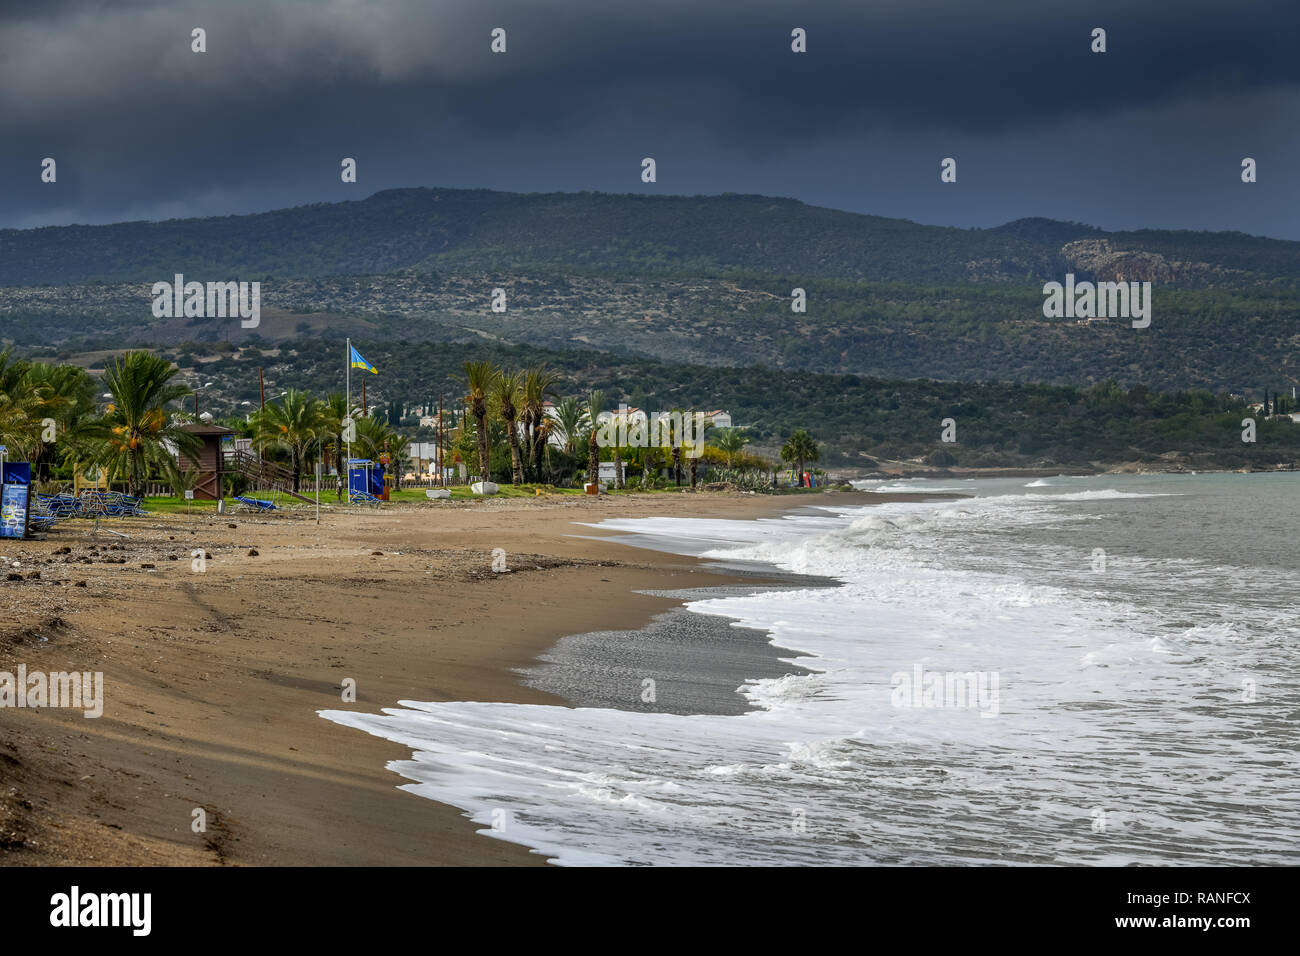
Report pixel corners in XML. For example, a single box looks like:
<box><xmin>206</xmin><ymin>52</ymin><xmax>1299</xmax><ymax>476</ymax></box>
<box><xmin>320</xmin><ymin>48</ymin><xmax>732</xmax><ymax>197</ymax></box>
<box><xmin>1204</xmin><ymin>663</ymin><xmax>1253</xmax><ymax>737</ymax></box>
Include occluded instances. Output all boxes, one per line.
<box><xmin>345</xmin><ymin>337</ymin><xmax>351</xmax><ymax>485</ymax></box>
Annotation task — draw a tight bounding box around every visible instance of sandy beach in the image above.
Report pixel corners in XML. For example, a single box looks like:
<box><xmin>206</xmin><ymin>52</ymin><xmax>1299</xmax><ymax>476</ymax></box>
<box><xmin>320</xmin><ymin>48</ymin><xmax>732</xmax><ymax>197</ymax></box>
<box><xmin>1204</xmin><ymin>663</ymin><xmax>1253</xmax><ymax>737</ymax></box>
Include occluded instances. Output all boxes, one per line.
<box><xmin>0</xmin><ymin>489</ymin><xmax>934</xmax><ymax>867</ymax></box>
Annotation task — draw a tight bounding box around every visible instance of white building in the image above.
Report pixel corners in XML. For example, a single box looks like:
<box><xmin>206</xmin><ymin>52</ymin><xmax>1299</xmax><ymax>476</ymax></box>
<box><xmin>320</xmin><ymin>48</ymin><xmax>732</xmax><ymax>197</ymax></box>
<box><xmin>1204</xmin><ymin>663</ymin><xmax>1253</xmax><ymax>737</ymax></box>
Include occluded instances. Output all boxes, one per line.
<box><xmin>704</xmin><ymin>410</ymin><xmax>732</xmax><ymax>429</ymax></box>
<box><xmin>405</xmin><ymin>441</ymin><xmax>444</xmax><ymax>477</ymax></box>
<box><xmin>594</xmin><ymin>405</ymin><xmax>648</xmax><ymax>426</ymax></box>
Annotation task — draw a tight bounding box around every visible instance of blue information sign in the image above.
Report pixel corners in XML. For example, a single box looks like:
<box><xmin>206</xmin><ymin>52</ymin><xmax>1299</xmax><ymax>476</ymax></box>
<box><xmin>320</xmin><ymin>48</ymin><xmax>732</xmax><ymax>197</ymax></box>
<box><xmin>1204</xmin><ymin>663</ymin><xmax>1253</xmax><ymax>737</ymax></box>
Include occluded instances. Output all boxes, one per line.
<box><xmin>0</xmin><ymin>483</ymin><xmax>29</xmax><ymax>539</ymax></box>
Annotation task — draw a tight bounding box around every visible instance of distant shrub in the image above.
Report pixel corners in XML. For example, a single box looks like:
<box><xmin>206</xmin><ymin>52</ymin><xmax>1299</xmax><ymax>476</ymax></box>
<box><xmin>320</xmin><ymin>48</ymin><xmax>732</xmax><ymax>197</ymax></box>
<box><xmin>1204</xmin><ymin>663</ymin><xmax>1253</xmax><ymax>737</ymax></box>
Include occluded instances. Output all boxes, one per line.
<box><xmin>705</xmin><ymin>467</ymin><xmax>772</xmax><ymax>492</ymax></box>
<box><xmin>926</xmin><ymin>449</ymin><xmax>957</xmax><ymax>467</ymax></box>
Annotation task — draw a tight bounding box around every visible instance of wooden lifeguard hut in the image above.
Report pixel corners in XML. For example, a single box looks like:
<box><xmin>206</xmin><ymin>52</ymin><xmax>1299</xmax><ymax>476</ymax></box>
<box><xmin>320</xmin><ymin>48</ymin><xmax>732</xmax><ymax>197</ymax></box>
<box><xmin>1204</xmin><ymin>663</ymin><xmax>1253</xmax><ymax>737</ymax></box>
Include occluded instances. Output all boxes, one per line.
<box><xmin>179</xmin><ymin>423</ymin><xmax>234</xmax><ymax>500</ymax></box>
<box><xmin>72</xmin><ymin>463</ymin><xmax>109</xmax><ymax>495</ymax></box>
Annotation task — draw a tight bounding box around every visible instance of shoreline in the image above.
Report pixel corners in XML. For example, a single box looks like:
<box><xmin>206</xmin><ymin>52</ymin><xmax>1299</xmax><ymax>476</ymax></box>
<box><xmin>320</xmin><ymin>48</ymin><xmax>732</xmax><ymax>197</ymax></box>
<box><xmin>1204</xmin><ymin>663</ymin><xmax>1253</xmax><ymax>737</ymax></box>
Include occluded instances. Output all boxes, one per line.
<box><xmin>1</xmin><ymin>489</ymin><xmax>940</xmax><ymax>866</ymax></box>
<box><xmin>850</xmin><ymin>463</ymin><xmax>1300</xmax><ymax>480</ymax></box>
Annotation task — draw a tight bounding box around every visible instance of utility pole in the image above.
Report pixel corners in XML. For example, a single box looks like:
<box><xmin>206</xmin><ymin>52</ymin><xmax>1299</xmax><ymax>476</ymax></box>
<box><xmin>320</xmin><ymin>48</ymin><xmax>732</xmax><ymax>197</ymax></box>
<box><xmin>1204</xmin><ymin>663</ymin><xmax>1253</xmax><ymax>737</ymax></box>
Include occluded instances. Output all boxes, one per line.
<box><xmin>438</xmin><ymin>396</ymin><xmax>444</xmax><ymax>485</ymax></box>
<box><xmin>345</xmin><ymin>339</ymin><xmax>351</xmax><ymax>476</ymax></box>
<box><xmin>257</xmin><ymin>366</ymin><xmax>266</xmax><ymax>472</ymax></box>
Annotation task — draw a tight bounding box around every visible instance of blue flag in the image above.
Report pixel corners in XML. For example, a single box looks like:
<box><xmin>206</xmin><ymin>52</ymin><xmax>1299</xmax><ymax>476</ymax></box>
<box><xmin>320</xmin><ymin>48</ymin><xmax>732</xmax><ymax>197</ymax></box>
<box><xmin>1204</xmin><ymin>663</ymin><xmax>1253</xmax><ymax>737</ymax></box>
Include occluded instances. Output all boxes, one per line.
<box><xmin>350</xmin><ymin>345</ymin><xmax>377</xmax><ymax>374</ymax></box>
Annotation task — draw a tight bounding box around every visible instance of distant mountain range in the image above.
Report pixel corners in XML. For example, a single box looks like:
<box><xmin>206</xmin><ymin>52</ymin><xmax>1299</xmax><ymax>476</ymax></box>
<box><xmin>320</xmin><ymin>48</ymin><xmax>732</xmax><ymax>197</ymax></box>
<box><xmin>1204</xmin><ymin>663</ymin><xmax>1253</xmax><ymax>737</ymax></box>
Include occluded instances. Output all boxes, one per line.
<box><xmin>3</xmin><ymin>187</ymin><xmax>1298</xmax><ymax>288</ymax></box>
<box><xmin>1</xmin><ymin>187</ymin><xmax>1296</xmax><ymax>397</ymax></box>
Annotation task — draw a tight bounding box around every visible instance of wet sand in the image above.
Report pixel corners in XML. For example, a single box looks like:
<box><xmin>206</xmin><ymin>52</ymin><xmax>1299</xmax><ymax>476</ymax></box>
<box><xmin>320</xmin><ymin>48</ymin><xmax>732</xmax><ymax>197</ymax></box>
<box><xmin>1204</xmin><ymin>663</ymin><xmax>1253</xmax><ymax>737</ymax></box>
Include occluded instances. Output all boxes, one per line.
<box><xmin>0</xmin><ymin>489</ymin><xmax>937</xmax><ymax>866</ymax></box>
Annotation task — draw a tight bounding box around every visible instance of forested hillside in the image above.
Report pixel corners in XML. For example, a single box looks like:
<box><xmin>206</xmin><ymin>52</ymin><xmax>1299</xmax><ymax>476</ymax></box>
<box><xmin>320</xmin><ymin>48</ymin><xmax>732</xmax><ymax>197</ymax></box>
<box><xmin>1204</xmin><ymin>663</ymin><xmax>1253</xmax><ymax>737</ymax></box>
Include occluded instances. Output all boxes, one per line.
<box><xmin>4</xmin><ymin>186</ymin><xmax>1297</xmax><ymax>465</ymax></box>
<box><xmin>3</xmin><ymin>188</ymin><xmax>1297</xmax><ymax>288</ymax></box>
<box><xmin>58</xmin><ymin>337</ymin><xmax>1298</xmax><ymax>472</ymax></box>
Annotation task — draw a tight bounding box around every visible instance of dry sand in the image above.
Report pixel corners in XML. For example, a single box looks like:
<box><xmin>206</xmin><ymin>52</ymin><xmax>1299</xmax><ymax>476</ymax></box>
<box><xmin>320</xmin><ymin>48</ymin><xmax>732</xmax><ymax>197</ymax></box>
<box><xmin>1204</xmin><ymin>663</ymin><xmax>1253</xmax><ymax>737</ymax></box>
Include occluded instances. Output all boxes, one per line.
<box><xmin>0</xmin><ymin>489</ymin><xmax>933</xmax><ymax>867</ymax></box>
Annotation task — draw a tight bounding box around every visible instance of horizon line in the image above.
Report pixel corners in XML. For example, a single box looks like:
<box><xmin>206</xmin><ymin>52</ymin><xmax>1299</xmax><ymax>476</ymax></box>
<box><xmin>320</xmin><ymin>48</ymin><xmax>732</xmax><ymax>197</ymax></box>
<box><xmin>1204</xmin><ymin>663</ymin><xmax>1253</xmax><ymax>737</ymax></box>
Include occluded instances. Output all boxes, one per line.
<box><xmin>3</xmin><ymin>184</ymin><xmax>1291</xmax><ymax>245</ymax></box>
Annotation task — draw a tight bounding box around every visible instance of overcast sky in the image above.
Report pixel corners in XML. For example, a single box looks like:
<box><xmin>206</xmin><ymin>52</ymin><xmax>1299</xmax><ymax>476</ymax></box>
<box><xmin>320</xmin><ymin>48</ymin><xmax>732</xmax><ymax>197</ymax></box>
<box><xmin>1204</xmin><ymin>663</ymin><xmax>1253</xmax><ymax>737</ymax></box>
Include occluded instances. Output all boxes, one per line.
<box><xmin>1</xmin><ymin>0</ymin><xmax>1297</xmax><ymax>237</ymax></box>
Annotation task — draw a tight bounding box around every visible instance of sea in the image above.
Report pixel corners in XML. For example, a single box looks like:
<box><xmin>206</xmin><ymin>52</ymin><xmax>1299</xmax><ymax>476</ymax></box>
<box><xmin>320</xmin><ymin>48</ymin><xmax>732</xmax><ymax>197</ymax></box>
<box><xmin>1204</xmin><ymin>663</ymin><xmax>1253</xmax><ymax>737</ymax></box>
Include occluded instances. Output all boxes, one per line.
<box><xmin>321</xmin><ymin>473</ymin><xmax>1299</xmax><ymax>865</ymax></box>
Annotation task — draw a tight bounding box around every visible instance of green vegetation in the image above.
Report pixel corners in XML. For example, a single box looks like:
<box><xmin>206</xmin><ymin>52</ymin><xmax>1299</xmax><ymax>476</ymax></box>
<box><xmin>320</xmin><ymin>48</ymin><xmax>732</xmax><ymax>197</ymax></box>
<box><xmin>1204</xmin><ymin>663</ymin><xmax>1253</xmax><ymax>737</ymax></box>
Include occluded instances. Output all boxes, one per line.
<box><xmin>13</xmin><ymin>273</ymin><xmax>1293</xmax><ymax>396</ymax></box>
<box><xmin>6</xmin><ymin>342</ymin><xmax>1296</xmax><ymax>504</ymax></box>
<box><xmin>781</xmin><ymin>430</ymin><xmax>820</xmax><ymax>478</ymax></box>
<box><xmin>3</xmin><ymin>188</ymin><xmax>1298</xmax><ymax>482</ymax></box>
<box><xmin>100</xmin><ymin>351</ymin><xmax>202</xmax><ymax>497</ymax></box>
<box><xmin>5</xmin><ymin>189</ymin><xmax>1297</xmax><ymax>289</ymax></box>
<box><xmin>586</xmin><ymin>389</ymin><xmax>605</xmax><ymax>488</ymax></box>
<box><xmin>0</xmin><ymin>189</ymin><xmax>1060</xmax><ymax>287</ymax></box>
<box><xmin>462</xmin><ymin>360</ymin><xmax>495</xmax><ymax>481</ymax></box>
<box><xmin>713</xmin><ymin>427</ymin><xmax>750</xmax><ymax>467</ymax></box>
<box><xmin>0</xmin><ymin>349</ymin><xmax>199</xmax><ymax>496</ymax></box>
<box><xmin>3</xmin><ymin>189</ymin><xmax>1298</xmax><ymax>398</ymax></box>
<box><xmin>251</xmin><ymin>388</ymin><xmax>320</xmax><ymax>493</ymax></box>
<box><xmin>106</xmin><ymin>337</ymin><xmax>1300</xmax><ymax>471</ymax></box>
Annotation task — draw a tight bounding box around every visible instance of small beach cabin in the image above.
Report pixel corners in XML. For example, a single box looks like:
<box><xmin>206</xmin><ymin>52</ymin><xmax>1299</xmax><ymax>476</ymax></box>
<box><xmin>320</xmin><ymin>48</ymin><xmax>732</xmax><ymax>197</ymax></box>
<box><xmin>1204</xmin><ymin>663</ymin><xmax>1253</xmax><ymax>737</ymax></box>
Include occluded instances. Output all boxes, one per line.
<box><xmin>179</xmin><ymin>423</ymin><xmax>234</xmax><ymax>500</ymax></box>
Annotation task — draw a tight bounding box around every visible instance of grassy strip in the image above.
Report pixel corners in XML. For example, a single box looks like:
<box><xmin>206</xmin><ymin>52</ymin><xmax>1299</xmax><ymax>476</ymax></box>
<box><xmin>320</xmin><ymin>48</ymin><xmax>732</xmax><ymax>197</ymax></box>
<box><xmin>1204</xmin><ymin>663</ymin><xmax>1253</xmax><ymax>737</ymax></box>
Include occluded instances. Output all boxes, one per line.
<box><xmin>123</xmin><ymin>481</ymin><xmax>831</xmax><ymax>515</ymax></box>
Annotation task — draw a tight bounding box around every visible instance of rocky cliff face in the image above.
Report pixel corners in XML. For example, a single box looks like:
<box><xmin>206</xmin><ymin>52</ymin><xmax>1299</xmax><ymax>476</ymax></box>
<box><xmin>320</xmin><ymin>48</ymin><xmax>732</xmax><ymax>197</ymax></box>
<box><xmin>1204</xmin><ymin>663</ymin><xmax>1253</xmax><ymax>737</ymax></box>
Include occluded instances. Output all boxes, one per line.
<box><xmin>1060</xmin><ymin>238</ymin><xmax>1243</xmax><ymax>285</ymax></box>
<box><xmin>960</xmin><ymin>237</ymin><xmax>1255</xmax><ymax>286</ymax></box>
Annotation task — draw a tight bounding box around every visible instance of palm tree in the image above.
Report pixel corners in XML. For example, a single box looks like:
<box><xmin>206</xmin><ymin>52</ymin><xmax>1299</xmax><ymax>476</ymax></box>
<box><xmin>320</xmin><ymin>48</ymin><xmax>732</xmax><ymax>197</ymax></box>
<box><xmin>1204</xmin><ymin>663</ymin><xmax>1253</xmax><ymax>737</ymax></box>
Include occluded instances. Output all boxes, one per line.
<box><xmin>587</xmin><ymin>390</ymin><xmax>606</xmax><ymax>487</ymax></box>
<box><xmin>780</xmin><ymin>429</ymin><xmax>820</xmax><ymax>484</ymax></box>
<box><xmin>520</xmin><ymin>365</ymin><xmax>561</xmax><ymax>481</ymax></box>
<box><xmin>384</xmin><ymin>428</ymin><xmax>409</xmax><ymax>490</ymax></box>
<box><xmin>0</xmin><ymin>350</ymin><xmax>52</xmax><ymax>462</ymax></box>
<box><xmin>534</xmin><ymin>413</ymin><xmax>559</xmax><ymax>482</ymax></box>
<box><xmin>609</xmin><ymin>404</ymin><xmax>627</xmax><ymax>490</ymax></box>
<box><xmin>551</xmin><ymin>397</ymin><xmax>586</xmax><ymax>456</ymax></box>
<box><xmin>664</xmin><ymin>409</ymin><xmax>686</xmax><ymax>486</ymax></box>
<box><xmin>630</xmin><ymin>444</ymin><xmax>658</xmax><ymax>489</ymax></box>
<box><xmin>492</xmin><ymin>369</ymin><xmax>525</xmax><ymax>484</ymax></box>
<box><xmin>0</xmin><ymin>354</ymin><xmax>102</xmax><ymax>475</ymax></box>
<box><xmin>687</xmin><ymin>417</ymin><xmax>711</xmax><ymax>490</ymax></box>
<box><xmin>252</xmin><ymin>388</ymin><xmax>323</xmax><ymax>492</ymax></box>
<box><xmin>161</xmin><ymin>458</ymin><xmax>200</xmax><ymax>498</ymax></box>
<box><xmin>319</xmin><ymin>392</ymin><xmax>349</xmax><ymax>500</ymax></box>
<box><xmin>21</xmin><ymin>361</ymin><xmax>110</xmax><ymax>483</ymax></box>
<box><xmin>713</xmin><ymin>427</ymin><xmax>749</xmax><ymax>467</ymax></box>
<box><xmin>463</xmin><ymin>361</ymin><xmax>497</xmax><ymax>482</ymax></box>
<box><xmin>97</xmin><ymin>351</ymin><xmax>200</xmax><ymax>498</ymax></box>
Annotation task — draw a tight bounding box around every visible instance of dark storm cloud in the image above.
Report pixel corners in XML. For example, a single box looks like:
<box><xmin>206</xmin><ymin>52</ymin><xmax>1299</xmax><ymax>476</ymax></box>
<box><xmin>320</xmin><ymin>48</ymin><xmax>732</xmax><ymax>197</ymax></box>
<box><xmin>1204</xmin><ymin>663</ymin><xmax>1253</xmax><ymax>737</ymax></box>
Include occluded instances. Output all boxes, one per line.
<box><xmin>0</xmin><ymin>0</ymin><xmax>1297</xmax><ymax>235</ymax></box>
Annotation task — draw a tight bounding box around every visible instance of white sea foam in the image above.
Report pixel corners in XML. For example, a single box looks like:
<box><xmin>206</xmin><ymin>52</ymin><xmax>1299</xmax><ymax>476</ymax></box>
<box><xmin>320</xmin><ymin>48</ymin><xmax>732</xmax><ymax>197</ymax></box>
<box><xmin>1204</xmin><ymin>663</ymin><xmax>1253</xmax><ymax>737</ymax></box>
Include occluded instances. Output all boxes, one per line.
<box><xmin>856</xmin><ymin>482</ymin><xmax>965</xmax><ymax>493</ymax></box>
<box><xmin>322</xmin><ymin>474</ymin><xmax>1300</xmax><ymax>866</ymax></box>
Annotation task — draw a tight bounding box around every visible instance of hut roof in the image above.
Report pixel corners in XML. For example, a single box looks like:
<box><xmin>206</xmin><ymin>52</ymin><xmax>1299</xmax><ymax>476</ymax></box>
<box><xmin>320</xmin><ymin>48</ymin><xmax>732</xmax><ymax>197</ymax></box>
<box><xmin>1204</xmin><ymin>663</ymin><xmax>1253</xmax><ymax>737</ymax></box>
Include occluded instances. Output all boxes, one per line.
<box><xmin>180</xmin><ymin>423</ymin><xmax>235</xmax><ymax>436</ymax></box>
